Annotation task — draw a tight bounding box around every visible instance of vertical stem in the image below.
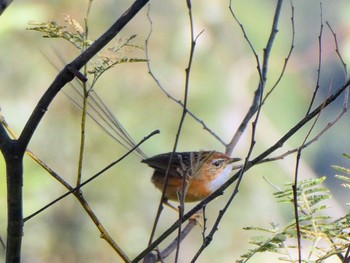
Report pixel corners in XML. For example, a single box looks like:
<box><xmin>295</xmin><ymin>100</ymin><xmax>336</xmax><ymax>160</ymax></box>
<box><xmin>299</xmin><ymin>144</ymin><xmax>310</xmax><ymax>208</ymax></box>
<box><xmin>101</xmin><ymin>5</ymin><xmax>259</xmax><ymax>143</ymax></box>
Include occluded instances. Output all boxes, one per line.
<box><xmin>76</xmin><ymin>93</ymin><xmax>87</xmax><ymax>186</ymax></box>
<box><xmin>76</xmin><ymin>2</ymin><xmax>92</xmax><ymax>187</ymax></box>
<box><xmin>5</xmin><ymin>141</ymin><xmax>24</xmax><ymax>263</ymax></box>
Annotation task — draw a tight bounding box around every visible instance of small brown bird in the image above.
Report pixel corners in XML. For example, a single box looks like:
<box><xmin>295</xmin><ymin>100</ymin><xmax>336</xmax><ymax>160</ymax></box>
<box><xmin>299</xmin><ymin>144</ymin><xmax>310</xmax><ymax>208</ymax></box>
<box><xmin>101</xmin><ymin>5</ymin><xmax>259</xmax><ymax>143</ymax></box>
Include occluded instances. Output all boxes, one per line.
<box><xmin>142</xmin><ymin>151</ymin><xmax>240</xmax><ymax>202</ymax></box>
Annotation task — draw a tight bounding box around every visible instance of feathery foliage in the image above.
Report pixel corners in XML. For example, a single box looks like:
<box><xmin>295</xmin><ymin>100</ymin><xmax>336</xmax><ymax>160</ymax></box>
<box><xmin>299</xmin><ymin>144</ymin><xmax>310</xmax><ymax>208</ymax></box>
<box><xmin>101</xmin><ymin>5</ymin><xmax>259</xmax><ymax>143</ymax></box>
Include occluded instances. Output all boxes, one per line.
<box><xmin>239</xmin><ymin>173</ymin><xmax>350</xmax><ymax>263</ymax></box>
<box><xmin>27</xmin><ymin>15</ymin><xmax>147</xmax><ymax>88</ymax></box>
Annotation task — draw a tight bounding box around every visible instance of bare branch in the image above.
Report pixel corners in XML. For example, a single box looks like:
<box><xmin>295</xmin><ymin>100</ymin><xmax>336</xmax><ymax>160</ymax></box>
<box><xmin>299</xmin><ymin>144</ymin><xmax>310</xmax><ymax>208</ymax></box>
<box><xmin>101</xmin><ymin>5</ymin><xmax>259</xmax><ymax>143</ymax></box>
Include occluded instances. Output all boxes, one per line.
<box><xmin>326</xmin><ymin>21</ymin><xmax>348</xmax><ymax>76</ymax></box>
<box><xmin>305</xmin><ymin>3</ymin><xmax>324</xmax><ymax>116</ymax></box>
<box><xmin>229</xmin><ymin>1</ymin><xmax>262</xmax><ymax>79</ymax></box>
<box><xmin>293</xmin><ymin>7</ymin><xmax>327</xmax><ymax>261</ymax></box>
<box><xmin>261</xmin><ymin>105</ymin><xmax>347</xmax><ymax>164</ymax></box>
<box><xmin>145</xmin><ymin>4</ymin><xmax>225</xmax><ymax>145</ymax></box>
<box><xmin>226</xmin><ymin>0</ymin><xmax>283</xmax><ymax>156</ymax></box>
<box><xmin>263</xmin><ymin>0</ymin><xmax>295</xmax><ymax>103</ymax></box>
<box><xmin>24</xmin><ymin>129</ymin><xmax>159</xmax><ymax>222</ymax></box>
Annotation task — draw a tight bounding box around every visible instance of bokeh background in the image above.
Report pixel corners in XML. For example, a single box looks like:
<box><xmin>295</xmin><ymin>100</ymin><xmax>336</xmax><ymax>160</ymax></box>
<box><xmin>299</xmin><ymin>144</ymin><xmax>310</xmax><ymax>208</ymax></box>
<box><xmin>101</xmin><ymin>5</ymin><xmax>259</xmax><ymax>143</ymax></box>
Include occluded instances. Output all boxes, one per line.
<box><xmin>1</xmin><ymin>0</ymin><xmax>350</xmax><ymax>262</ymax></box>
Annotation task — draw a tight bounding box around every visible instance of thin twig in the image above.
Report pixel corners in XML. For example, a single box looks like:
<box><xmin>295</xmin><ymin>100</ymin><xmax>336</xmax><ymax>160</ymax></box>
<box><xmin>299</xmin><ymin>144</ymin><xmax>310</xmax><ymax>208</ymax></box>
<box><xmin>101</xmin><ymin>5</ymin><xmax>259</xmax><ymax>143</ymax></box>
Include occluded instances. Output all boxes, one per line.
<box><xmin>293</xmin><ymin>6</ymin><xmax>325</xmax><ymax>262</ymax></box>
<box><xmin>227</xmin><ymin>1</ymin><xmax>263</xmax><ymax>154</ymax></box>
<box><xmin>145</xmin><ymin>3</ymin><xmax>173</xmax><ymax>246</ymax></box>
<box><xmin>326</xmin><ymin>21</ymin><xmax>347</xmax><ymax>78</ymax></box>
<box><xmin>144</xmin><ymin>4</ymin><xmax>225</xmax><ymax>146</ymax></box>
<box><xmin>76</xmin><ymin>84</ymin><xmax>88</xmax><ymax>187</ymax></box>
<box><xmin>306</xmin><ymin>3</ymin><xmax>324</xmax><ymax>116</ymax></box>
<box><xmin>76</xmin><ymin>4</ymin><xmax>93</xmax><ymax>187</ymax></box>
<box><xmin>229</xmin><ymin>1</ymin><xmax>262</xmax><ymax>80</ymax></box>
<box><xmin>260</xmin><ymin>105</ymin><xmax>347</xmax><ymax>164</ymax></box>
<box><xmin>146</xmin><ymin>1</ymin><xmax>203</xmax><ymax>258</ymax></box>
<box><xmin>263</xmin><ymin>0</ymin><xmax>295</xmax><ymax>104</ymax></box>
<box><xmin>24</xmin><ymin>129</ymin><xmax>159</xmax><ymax>222</ymax></box>
<box><xmin>259</xmin><ymin>19</ymin><xmax>350</xmax><ymax>166</ymax></box>
<box><xmin>226</xmin><ymin>0</ymin><xmax>283</xmax><ymax>156</ymax></box>
<box><xmin>326</xmin><ymin>20</ymin><xmax>349</xmax><ymax>115</ymax></box>
<box><xmin>174</xmin><ymin>2</ymin><xmax>201</xmax><ymax>261</ymax></box>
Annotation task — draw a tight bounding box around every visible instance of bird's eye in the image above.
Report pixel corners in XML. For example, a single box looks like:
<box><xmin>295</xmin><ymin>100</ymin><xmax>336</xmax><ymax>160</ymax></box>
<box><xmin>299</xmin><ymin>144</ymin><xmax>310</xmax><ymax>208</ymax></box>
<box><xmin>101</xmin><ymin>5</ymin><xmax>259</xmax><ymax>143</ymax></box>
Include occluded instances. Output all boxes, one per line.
<box><xmin>212</xmin><ymin>159</ymin><xmax>224</xmax><ymax>167</ymax></box>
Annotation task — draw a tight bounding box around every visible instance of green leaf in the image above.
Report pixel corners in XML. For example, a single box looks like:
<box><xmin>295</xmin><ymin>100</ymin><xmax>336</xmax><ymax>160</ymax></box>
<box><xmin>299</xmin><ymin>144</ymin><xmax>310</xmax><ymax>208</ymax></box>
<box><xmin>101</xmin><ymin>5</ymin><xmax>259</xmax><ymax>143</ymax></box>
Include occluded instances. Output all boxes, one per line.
<box><xmin>332</xmin><ymin>165</ymin><xmax>350</xmax><ymax>175</ymax></box>
<box><xmin>342</xmin><ymin>153</ymin><xmax>350</xmax><ymax>160</ymax></box>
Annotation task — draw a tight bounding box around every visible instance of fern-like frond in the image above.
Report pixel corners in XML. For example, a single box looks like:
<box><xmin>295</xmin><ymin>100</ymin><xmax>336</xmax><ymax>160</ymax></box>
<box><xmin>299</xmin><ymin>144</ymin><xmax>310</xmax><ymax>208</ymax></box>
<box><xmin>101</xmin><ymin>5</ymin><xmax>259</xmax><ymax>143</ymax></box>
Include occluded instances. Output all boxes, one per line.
<box><xmin>239</xmin><ymin>176</ymin><xmax>350</xmax><ymax>263</ymax></box>
<box><xmin>28</xmin><ymin>15</ymin><xmax>89</xmax><ymax>50</ymax></box>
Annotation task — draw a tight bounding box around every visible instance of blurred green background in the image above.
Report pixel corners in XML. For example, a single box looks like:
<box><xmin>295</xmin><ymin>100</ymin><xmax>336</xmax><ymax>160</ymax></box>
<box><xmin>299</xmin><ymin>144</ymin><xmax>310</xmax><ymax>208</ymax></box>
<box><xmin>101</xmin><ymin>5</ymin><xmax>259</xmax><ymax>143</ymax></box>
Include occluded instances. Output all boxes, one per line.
<box><xmin>1</xmin><ymin>0</ymin><xmax>350</xmax><ymax>262</ymax></box>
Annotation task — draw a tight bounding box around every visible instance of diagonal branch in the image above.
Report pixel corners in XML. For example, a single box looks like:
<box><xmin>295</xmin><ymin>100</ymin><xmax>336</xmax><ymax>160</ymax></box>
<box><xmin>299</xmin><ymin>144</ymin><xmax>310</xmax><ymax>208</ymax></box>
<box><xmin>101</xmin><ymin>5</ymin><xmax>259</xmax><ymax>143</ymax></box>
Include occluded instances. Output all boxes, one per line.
<box><xmin>1</xmin><ymin>111</ymin><xmax>158</xmax><ymax>262</ymax></box>
<box><xmin>18</xmin><ymin>0</ymin><xmax>151</xmax><ymax>150</ymax></box>
<box><xmin>132</xmin><ymin>76</ymin><xmax>350</xmax><ymax>262</ymax></box>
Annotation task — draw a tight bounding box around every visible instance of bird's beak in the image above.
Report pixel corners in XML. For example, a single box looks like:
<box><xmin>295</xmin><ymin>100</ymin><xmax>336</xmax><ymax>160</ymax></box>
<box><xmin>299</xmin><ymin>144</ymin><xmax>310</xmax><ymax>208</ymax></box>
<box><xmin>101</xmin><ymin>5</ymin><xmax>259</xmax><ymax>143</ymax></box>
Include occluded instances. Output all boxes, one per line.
<box><xmin>229</xmin><ymin>157</ymin><xmax>241</xmax><ymax>163</ymax></box>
